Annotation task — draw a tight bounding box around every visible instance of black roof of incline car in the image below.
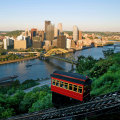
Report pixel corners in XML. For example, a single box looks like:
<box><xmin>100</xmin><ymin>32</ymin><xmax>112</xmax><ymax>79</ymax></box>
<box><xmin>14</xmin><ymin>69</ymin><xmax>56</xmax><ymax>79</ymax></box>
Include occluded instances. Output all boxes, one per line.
<box><xmin>51</xmin><ymin>71</ymin><xmax>92</xmax><ymax>85</ymax></box>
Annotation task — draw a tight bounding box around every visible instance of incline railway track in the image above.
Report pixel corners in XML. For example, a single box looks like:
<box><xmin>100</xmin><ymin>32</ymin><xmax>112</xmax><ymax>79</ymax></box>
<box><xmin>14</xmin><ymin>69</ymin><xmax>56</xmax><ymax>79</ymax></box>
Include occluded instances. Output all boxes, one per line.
<box><xmin>8</xmin><ymin>91</ymin><xmax>120</xmax><ymax>120</ymax></box>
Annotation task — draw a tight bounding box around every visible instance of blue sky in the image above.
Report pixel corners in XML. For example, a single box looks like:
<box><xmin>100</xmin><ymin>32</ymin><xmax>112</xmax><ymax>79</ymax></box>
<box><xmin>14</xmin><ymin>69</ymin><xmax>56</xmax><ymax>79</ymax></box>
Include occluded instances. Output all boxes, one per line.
<box><xmin>0</xmin><ymin>0</ymin><xmax>120</xmax><ymax>31</ymax></box>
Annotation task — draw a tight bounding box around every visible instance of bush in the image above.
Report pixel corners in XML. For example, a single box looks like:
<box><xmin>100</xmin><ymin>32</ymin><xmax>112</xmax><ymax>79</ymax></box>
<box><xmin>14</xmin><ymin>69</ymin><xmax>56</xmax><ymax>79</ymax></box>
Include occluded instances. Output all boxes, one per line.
<box><xmin>102</xmin><ymin>49</ymin><xmax>114</xmax><ymax>58</ymax></box>
<box><xmin>91</xmin><ymin>71</ymin><xmax>120</xmax><ymax>96</ymax></box>
<box><xmin>29</xmin><ymin>93</ymin><xmax>53</xmax><ymax>112</ymax></box>
<box><xmin>19</xmin><ymin>92</ymin><xmax>39</xmax><ymax>113</ymax></box>
<box><xmin>76</xmin><ymin>55</ymin><xmax>97</xmax><ymax>74</ymax></box>
<box><xmin>89</xmin><ymin>57</ymin><xmax>114</xmax><ymax>78</ymax></box>
<box><xmin>7</xmin><ymin>88</ymin><xmax>16</xmax><ymax>95</ymax></box>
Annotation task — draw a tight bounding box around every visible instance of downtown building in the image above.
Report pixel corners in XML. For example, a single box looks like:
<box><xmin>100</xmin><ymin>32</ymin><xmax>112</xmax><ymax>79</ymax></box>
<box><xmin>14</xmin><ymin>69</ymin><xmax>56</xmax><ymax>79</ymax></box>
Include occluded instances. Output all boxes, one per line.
<box><xmin>73</xmin><ymin>25</ymin><xmax>79</xmax><ymax>41</ymax></box>
<box><xmin>57</xmin><ymin>35</ymin><xmax>66</xmax><ymax>49</ymax></box>
<box><xmin>58</xmin><ymin>23</ymin><xmax>63</xmax><ymax>35</ymax></box>
<box><xmin>3</xmin><ymin>37</ymin><xmax>14</xmax><ymax>50</ymax></box>
<box><xmin>46</xmin><ymin>23</ymin><xmax>54</xmax><ymax>41</ymax></box>
<box><xmin>14</xmin><ymin>35</ymin><xmax>30</xmax><ymax>49</ymax></box>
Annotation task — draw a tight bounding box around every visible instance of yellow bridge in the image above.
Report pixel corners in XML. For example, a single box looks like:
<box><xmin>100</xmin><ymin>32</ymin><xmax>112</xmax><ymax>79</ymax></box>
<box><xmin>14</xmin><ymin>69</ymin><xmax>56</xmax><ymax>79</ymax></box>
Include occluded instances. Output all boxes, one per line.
<box><xmin>44</xmin><ymin>48</ymin><xmax>69</xmax><ymax>57</ymax></box>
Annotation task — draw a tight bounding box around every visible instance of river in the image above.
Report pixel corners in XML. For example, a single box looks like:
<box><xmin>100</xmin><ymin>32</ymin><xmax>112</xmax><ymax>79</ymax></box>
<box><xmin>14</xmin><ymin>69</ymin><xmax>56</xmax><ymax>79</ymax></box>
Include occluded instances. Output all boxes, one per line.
<box><xmin>0</xmin><ymin>45</ymin><xmax>120</xmax><ymax>83</ymax></box>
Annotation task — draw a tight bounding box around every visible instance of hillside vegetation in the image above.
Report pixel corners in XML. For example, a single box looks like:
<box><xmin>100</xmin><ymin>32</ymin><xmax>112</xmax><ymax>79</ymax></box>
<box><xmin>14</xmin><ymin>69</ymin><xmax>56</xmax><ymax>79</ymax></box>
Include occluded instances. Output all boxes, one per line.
<box><xmin>77</xmin><ymin>50</ymin><xmax>120</xmax><ymax>96</ymax></box>
<box><xmin>1</xmin><ymin>30</ymin><xmax>23</xmax><ymax>38</ymax></box>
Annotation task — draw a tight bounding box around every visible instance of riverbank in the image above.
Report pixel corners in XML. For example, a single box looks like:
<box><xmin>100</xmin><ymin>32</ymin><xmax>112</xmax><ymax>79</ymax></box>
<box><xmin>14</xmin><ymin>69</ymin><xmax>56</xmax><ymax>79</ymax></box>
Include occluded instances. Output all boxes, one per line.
<box><xmin>0</xmin><ymin>56</ymin><xmax>38</xmax><ymax>65</ymax></box>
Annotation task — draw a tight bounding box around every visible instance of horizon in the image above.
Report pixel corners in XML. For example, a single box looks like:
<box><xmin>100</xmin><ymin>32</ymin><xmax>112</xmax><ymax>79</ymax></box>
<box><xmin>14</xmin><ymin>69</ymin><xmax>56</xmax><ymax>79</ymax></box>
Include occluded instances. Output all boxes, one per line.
<box><xmin>0</xmin><ymin>0</ymin><xmax>120</xmax><ymax>32</ymax></box>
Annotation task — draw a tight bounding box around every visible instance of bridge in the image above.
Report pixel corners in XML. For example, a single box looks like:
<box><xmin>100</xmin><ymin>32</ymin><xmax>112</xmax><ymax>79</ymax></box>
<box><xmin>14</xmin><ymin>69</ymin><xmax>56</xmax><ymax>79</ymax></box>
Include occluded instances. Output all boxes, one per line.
<box><xmin>8</xmin><ymin>90</ymin><xmax>120</xmax><ymax>120</ymax></box>
<box><xmin>44</xmin><ymin>48</ymin><xmax>69</xmax><ymax>57</ymax></box>
<box><xmin>41</xmin><ymin>48</ymin><xmax>78</xmax><ymax>65</ymax></box>
<box><xmin>49</xmin><ymin>55</ymin><xmax>78</xmax><ymax>65</ymax></box>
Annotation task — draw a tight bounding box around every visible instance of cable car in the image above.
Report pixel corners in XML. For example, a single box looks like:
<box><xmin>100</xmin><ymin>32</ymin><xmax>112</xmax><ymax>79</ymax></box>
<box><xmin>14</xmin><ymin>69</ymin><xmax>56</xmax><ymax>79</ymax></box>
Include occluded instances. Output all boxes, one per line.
<box><xmin>51</xmin><ymin>71</ymin><xmax>92</xmax><ymax>107</ymax></box>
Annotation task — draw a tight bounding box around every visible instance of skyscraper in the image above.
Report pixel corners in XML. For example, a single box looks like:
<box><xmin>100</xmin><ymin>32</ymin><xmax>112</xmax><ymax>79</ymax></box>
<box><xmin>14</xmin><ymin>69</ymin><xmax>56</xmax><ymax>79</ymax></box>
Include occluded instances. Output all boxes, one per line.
<box><xmin>45</xmin><ymin>21</ymin><xmax>51</xmax><ymax>33</ymax></box>
<box><xmin>58</xmin><ymin>23</ymin><xmax>63</xmax><ymax>34</ymax></box>
<box><xmin>31</xmin><ymin>28</ymin><xmax>37</xmax><ymax>39</ymax></box>
<box><xmin>46</xmin><ymin>24</ymin><xmax>54</xmax><ymax>41</ymax></box>
<box><xmin>38</xmin><ymin>30</ymin><xmax>45</xmax><ymax>42</ymax></box>
<box><xmin>73</xmin><ymin>25</ymin><xmax>79</xmax><ymax>41</ymax></box>
<box><xmin>54</xmin><ymin>27</ymin><xmax>59</xmax><ymax>38</ymax></box>
<box><xmin>79</xmin><ymin>31</ymin><xmax>82</xmax><ymax>40</ymax></box>
<box><xmin>57</xmin><ymin>35</ymin><xmax>66</xmax><ymax>49</ymax></box>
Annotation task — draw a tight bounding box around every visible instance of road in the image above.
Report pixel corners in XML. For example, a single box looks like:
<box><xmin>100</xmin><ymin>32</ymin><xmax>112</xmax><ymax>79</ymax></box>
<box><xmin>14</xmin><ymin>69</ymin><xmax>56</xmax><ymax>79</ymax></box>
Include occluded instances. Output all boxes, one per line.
<box><xmin>24</xmin><ymin>79</ymin><xmax>51</xmax><ymax>93</ymax></box>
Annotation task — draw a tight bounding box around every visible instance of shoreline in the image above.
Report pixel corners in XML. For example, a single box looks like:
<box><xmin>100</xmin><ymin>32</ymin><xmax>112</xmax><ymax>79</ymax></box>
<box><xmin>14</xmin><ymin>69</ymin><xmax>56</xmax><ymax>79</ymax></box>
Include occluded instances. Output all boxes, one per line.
<box><xmin>0</xmin><ymin>43</ymin><xmax>117</xmax><ymax>65</ymax></box>
<box><xmin>0</xmin><ymin>56</ymin><xmax>38</xmax><ymax>65</ymax></box>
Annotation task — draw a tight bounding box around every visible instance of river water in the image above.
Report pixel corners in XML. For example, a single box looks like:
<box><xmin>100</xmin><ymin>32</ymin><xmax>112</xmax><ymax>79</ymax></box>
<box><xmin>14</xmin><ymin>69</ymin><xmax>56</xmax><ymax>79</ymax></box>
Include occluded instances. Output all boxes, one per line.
<box><xmin>0</xmin><ymin>45</ymin><xmax>120</xmax><ymax>83</ymax></box>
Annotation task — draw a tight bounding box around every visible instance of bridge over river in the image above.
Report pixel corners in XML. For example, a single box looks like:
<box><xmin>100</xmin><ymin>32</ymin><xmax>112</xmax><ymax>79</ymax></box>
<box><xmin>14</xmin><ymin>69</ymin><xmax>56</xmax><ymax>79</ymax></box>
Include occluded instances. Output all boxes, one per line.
<box><xmin>40</xmin><ymin>48</ymin><xmax>78</xmax><ymax>65</ymax></box>
<box><xmin>48</xmin><ymin>55</ymin><xmax>78</xmax><ymax>65</ymax></box>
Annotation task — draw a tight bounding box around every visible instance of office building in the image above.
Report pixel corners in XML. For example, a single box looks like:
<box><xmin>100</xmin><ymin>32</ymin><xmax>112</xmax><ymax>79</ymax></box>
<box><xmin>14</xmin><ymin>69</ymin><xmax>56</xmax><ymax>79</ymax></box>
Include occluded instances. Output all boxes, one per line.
<box><xmin>52</xmin><ymin>39</ymin><xmax>57</xmax><ymax>47</ymax></box>
<box><xmin>66</xmin><ymin>39</ymin><xmax>71</xmax><ymax>49</ymax></box>
<box><xmin>0</xmin><ymin>40</ymin><xmax>3</xmax><ymax>48</ymax></box>
<box><xmin>14</xmin><ymin>40</ymin><xmax>27</xmax><ymax>50</ymax></box>
<box><xmin>14</xmin><ymin>35</ymin><xmax>30</xmax><ymax>49</ymax></box>
<box><xmin>71</xmin><ymin>40</ymin><xmax>76</xmax><ymax>48</ymax></box>
<box><xmin>46</xmin><ymin>24</ymin><xmax>54</xmax><ymax>41</ymax></box>
<box><xmin>58</xmin><ymin>23</ymin><xmax>63</xmax><ymax>34</ymax></box>
<box><xmin>32</xmin><ymin>36</ymin><xmax>42</xmax><ymax>48</ymax></box>
<box><xmin>57</xmin><ymin>35</ymin><xmax>66</xmax><ymax>49</ymax></box>
<box><xmin>3</xmin><ymin>37</ymin><xmax>14</xmax><ymax>50</ymax></box>
<box><xmin>54</xmin><ymin>27</ymin><xmax>59</xmax><ymax>38</ymax></box>
<box><xmin>43</xmin><ymin>40</ymin><xmax>52</xmax><ymax>50</ymax></box>
<box><xmin>38</xmin><ymin>30</ymin><xmax>45</xmax><ymax>42</ymax></box>
<box><xmin>45</xmin><ymin>21</ymin><xmax>51</xmax><ymax>33</ymax></box>
<box><xmin>79</xmin><ymin>31</ymin><xmax>82</xmax><ymax>40</ymax></box>
<box><xmin>31</xmin><ymin>28</ymin><xmax>37</xmax><ymax>39</ymax></box>
<box><xmin>73</xmin><ymin>25</ymin><xmax>79</xmax><ymax>41</ymax></box>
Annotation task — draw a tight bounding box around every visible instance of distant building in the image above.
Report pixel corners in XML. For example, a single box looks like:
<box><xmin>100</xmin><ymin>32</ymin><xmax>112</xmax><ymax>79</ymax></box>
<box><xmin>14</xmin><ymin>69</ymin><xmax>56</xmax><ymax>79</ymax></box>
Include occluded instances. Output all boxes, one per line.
<box><xmin>73</xmin><ymin>25</ymin><xmax>79</xmax><ymax>41</ymax></box>
<box><xmin>57</xmin><ymin>35</ymin><xmax>66</xmax><ymax>49</ymax></box>
<box><xmin>58</xmin><ymin>23</ymin><xmax>63</xmax><ymax>34</ymax></box>
<box><xmin>54</xmin><ymin>27</ymin><xmax>59</xmax><ymax>38</ymax></box>
<box><xmin>76</xmin><ymin>40</ymin><xmax>83</xmax><ymax>49</ymax></box>
<box><xmin>38</xmin><ymin>30</ymin><xmax>45</xmax><ymax>42</ymax></box>
<box><xmin>32</xmin><ymin>36</ymin><xmax>42</xmax><ymax>48</ymax></box>
<box><xmin>31</xmin><ymin>28</ymin><xmax>37</xmax><ymax>39</ymax></box>
<box><xmin>52</xmin><ymin>39</ymin><xmax>57</xmax><ymax>47</ymax></box>
<box><xmin>71</xmin><ymin>40</ymin><xmax>76</xmax><ymax>48</ymax></box>
<box><xmin>14</xmin><ymin>35</ymin><xmax>30</xmax><ymax>49</ymax></box>
<box><xmin>46</xmin><ymin>24</ymin><xmax>54</xmax><ymax>41</ymax></box>
<box><xmin>79</xmin><ymin>31</ymin><xmax>82</xmax><ymax>40</ymax></box>
<box><xmin>14</xmin><ymin>40</ymin><xmax>27</xmax><ymax>49</ymax></box>
<box><xmin>43</xmin><ymin>40</ymin><xmax>52</xmax><ymax>50</ymax></box>
<box><xmin>3</xmin><ymin>37</ymin><xmax>14</xmax><ymax>50</ymax></box>
<box><xmin>66</xmin><ymin>39</ymin><xmax>71</xmax><ymax>49</ymax></box>
<box><xmin>64</xmin><ymin>32</ymin><xmax>70</xmax><ymax>38</ymax></box>
<box><xmin>0</xmin><ymin>40</ymin><xmax>3</xmax><ymax>48</ymax></box>
<box><xmin>45</xmin><ymin>21</ymin><xmax>51</xmax><ymax>33</ymax></box>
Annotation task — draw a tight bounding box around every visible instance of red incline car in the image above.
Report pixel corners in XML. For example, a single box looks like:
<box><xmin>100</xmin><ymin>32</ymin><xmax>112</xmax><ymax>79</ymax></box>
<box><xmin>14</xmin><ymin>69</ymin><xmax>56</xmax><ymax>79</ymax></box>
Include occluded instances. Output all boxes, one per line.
<box><xmin>51</xmin><ymin>71</ymin><xmax>92</xmax><ymax>107</ymax></box>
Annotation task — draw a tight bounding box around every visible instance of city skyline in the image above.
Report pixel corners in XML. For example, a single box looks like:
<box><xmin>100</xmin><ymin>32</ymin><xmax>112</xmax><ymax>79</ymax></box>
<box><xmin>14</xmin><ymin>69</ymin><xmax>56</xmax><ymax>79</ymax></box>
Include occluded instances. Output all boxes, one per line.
<box><xmin>0</xmin><ymin>0</ymin><xmax>120</xmax><ymax>32</ymax></box>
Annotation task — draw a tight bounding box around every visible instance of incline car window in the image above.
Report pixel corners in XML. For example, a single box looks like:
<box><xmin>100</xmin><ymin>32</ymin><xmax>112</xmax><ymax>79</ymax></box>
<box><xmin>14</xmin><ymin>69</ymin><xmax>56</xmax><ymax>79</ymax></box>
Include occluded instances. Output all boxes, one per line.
<box><xmin>52</xmin><ymin>79</ymin><xmax>83</xmax><ymax>94</ymax></box>
<box><xmin>73</xmin><ymin>85</ymin><xmax>77</xmax><ymax>92</ymax></box>
<box><xmin>64</xmin><ymin>82</ymin><xmax>68</xmax><ymax>89</ymax></box>
<box><xmin>69</xmin><ymin>84</ymin><xmax>72</xmax><ymax>90</ymax></box>
<box><xmin>78</xmin><ymin>86</ymin><xmax>82</xmax><ymax>93</ymax></box>
<box><xmin>56</xmin><ymin>80</ymin><xmax>60</xmax><ymax>87</ymax></box>
<box><xmin>60</xmin><ymin>81</ymin><xmax>64</xmax><ymax>88</ymax></box>
<box><xmin>52</xmin><ymin>79</ymin><xmax>56</xmax><ymax>85</ymax></box>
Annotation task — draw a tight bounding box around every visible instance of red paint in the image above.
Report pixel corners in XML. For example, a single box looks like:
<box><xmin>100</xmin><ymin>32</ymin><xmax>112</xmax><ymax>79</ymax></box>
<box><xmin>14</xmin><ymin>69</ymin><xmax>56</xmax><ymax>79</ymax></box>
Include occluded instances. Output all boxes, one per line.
<box><xmin>51</xmin><ymin>85</ymin><xmax>83</xmax><ymax>101</ymax></box>
<box><xmin>51</xmin><ymin>77</ymin><xmax>84</xmax><ymax>101</ymax></box>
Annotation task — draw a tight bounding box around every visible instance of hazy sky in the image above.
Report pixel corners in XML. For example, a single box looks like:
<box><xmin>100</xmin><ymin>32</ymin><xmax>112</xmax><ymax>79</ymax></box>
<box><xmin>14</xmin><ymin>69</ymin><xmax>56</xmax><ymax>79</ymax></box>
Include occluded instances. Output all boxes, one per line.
<box><xmin>0</xmin><ymin>0</ymin><xmax>120</xmax><ymax>31</ymax></box>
